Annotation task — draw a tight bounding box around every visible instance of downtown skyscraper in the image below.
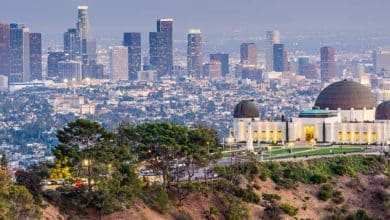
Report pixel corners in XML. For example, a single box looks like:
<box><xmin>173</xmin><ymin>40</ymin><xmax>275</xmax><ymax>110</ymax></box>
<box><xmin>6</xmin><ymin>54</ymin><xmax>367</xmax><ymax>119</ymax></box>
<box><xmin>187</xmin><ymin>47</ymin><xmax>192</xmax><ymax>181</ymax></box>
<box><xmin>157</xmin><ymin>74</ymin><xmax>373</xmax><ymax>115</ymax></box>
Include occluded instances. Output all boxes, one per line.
<box><xmin>9</xmin><ymin>24</ymin><xmax>30</xmax><ymax>82</ymax></box>
<box><xmin>273</xmin><ymin>43</ymin><xmax>287</xmax><ymax>72</ymax></box>
<box><xmin>77</xmin><ymin>6</ymin><xmax>96</xmax><ymax>65</ymax></box>
<box><xmin>0</xmin><ymin>24</ymin><xmax>10</xmax><ymax>77</ymax></box>
<box><xmin>123</xmin><ymin>32</ymin><xmax>141</xmax><ymax>80</ymax></box>
<box><xmin>149</xmin><ymin>18</ymin><xmax>173</xmax><ymax>76</ymax></box>
<box><xmin>320</xmin><ymin>46</ymin><xmax>336</xmax><ymax>83</ymax></box>
<box><xmin>58</xmin><ymin>5</ymin><xmax>102</xmax><ymax>81</ymax></box>
<box><xmin>64</xmin><ymin>28</ymin><xmax>80</xmax><ymax>60</ymax></box>
<box><xmin>240</xmin><ymin>43</ymin><xmax>257</xmax><ymax>65</ymax></box>
<box><xmin>210</xmin><ymin>53</ymin><xmax>229</xmax><ymax>77</ymax></box>
<box><xmin>187</xmin><ymin>29</ymin><xmax>202</xmax><ymax>78</ymax></box>
<box><xmin>29</xmin><ymin>33</ymin><xmax>42</xmax><ymax>80</ymax></box>
<box><xmin>110</xmin><ymin>46</ymin><xmax>129</xmax><ymax>81</ymax></box>
<box><xmin>265</xmin><ymin>30</ymin><xmax>280</xmax><ymax>72</ymax></box>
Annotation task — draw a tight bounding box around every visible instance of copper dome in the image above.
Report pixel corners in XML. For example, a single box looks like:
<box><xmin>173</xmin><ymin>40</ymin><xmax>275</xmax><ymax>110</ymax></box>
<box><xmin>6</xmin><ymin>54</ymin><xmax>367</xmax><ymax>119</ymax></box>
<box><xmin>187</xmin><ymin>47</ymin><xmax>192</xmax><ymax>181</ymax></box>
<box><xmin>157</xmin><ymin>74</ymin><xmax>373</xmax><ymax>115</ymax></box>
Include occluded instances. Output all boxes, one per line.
<box><xmin>376</xmin><ymin>101</ymin><xmax>390</xmax><ymax>120</ymax></box>
<box><xmin>315</xmin><ymin>80</ymin><xmax>376</xmax><ymax>110</ymax></box>
<box><xmin>233</xmin><ymin>100</ymin><xmax>259</xmax><ymax>118</ymax></box>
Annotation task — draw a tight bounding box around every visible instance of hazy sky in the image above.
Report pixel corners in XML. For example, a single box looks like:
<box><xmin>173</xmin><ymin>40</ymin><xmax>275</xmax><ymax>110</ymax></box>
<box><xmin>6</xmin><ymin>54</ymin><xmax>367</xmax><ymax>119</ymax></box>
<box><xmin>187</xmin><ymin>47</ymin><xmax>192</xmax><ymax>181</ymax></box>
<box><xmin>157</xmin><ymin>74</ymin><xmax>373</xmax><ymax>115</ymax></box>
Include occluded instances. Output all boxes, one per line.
<box><xmin>1</xmin><ymin>0</ymin><xmax>389</xmax><ymax>44</ymax></box>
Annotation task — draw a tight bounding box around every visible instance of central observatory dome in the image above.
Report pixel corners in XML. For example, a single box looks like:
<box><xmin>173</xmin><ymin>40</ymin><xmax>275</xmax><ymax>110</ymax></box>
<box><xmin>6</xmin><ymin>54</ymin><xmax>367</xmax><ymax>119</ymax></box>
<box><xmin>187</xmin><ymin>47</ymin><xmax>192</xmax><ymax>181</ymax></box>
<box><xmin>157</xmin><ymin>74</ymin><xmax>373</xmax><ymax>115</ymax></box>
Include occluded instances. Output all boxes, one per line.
<box><xmin>315</xmin><ymin>80</ymin><xmax>376</xmax><ymax>110</ymax></box>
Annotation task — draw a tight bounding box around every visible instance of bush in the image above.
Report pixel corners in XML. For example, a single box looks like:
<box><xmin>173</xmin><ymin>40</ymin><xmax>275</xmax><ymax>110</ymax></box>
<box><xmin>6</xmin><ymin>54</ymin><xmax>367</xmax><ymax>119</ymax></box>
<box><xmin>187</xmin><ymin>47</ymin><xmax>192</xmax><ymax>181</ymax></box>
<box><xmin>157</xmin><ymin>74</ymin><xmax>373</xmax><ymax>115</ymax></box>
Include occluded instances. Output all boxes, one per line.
<box><xmin>279</xmin><ymin>203</ymin><xmax>298</xmax><ymax>216</ymax></box>
<box><xmin>259</xmin><ymin>169</ymin><xmax>271</xmax><ymax>181</ymax></box>
<box><xmin>318</xmin><ymin>184</ymin><xmax>333</xmax><ymax>201</ymax></box>
<box><xmin>224</xmin><ymin>197</ymin><xmax>250</xmax><ymax>220</ymax></box>
<box><xmin>144</xmin><ymin>184</ymin><xmax>170</xmax><ymax>213</ymax></box>
<box><xmin>346</xmin><ymin>209</ymin><xmax>372</xmax><ymax>220</ymax></box>
<box><xmin>332</xmin><ymin>190</ymin><xmax>344</xmax><ymax>204</ymax></box>
<box><xmin>262</xmin><ymin>193</ymin><xmax>281</xmax><ymax>203</ymax></box>
<box><xmin>253</xmin><ymin>183</ymin><xmax>261</xmax><ymax>190</ymax></box>
<box><xmin>234</xmin><ymin>188</ymin><xmax>260</xmax><ymax>204</ymax></box>
<box><xmin>310</xmin><ymin>173</ymin><xmax>328</xmax><ymax>184</ymax></box>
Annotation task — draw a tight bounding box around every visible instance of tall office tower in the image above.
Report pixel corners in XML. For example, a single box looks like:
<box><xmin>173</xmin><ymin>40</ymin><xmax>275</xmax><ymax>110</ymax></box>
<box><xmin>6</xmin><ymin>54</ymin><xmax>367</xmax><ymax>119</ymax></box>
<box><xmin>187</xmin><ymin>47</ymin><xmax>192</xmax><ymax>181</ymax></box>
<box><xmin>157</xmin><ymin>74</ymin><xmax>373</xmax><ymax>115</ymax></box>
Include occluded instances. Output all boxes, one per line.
<box><xmin>110</xmin><ymin>46</ymin><xmax>129</xmax><ymax>81</ymax></box>
<box><xmin>203</xmin><ymin>60</ymin><xmax>222</xmax><ymax>78</ymax></box>
<box><xmin>273</xmin><ymin>44</ymin><xmax>287</xmax><ymax>72</ymax></box>
<box><xmin>47</xmin><ymin>52</ymin><xmax>68</xmax><ymax>78</ymax></box>
<box><xmin>0</xmin><ymin>24</ymin><xmax>10</xmax><ymax>77</ymax></box>
<box><xmin>149</xmin><ymin>18</ymin><xmax>173</xmax><ymax>76</ymax></box>
<box><xmin>320</xmin><ymin>46</ymin><xmax>336</xmax><ymax>83</ymax></box>
<box><xmin>123</xmin><ymin>32</ymin><xmax>141</xmax><ymax>80</ymax></box>
<box><xmin>210</xmin><ymin>53</ymin><xmax>229</xmax><ymax>76</ymax></box>
<box><xmin>58</xmin><ymin>60</ymin><xmax>82</xmax><ymax>82</ymax></box>
<box><xmin>29</xmin><ymin>33</ymin><xmax>42</xmax><ymax>80</ymax></box>
<box><xmin>64</xmin><ymin>28</ymin><xmax>80</xmax><ymax>60</ymax></box>
<box><xmin>9</xmin><ymin>24</ymin><xmax>30</xmax><ymax>82</ymax></box>
<box><xmin>157</xmin><ymin>18</ymin><xmax>173</xmax><ymax>75</ymax></box>
<box><xmin>76</xmin><ymin>5</ymin><xmax>96</xmax><ymax>65</ymax></box>
<box><xmin>265</xmin><ymin>30</ymin><xmax>280</xmax><ymax>72</ymax></box>
<box><xmin>187</xmin><ymin>29</ymin><xmax>202</xmax><ymax>78</ymax></box>
<box><xmin>373</xmin><ymin>49</ymin><xmax>390</xmax><ymax>77</ymax></box>
<box><xmin>149</xmin><ymin>31</ymin><xmax>166</xmax><ymax>75</ymax></box>
<box><xmin>297</xmin><ymin>57</ymin><xmax>310</xmax><ymax>75</ymax></box>
<box><xmin>240</xmin><ymin>43</ymin><xmax>257</xmax><ymax>65</ymax></box>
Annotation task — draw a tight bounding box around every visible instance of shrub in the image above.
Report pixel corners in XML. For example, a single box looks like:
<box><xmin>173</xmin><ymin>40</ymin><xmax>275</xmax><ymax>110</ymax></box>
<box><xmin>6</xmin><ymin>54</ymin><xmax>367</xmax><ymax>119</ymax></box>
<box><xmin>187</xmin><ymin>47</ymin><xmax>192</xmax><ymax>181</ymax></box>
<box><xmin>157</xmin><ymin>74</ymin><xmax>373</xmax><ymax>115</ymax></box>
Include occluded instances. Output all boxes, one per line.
<box><xmin>310</xmin><ymin>173</ymin><xmax>328</xmax><ymax>184</ymax></box>
<box><xmin>234</xmin><ymin>188</ymin><xmax>260</xmax><ymax>204</ymax></box>
<box><xmin>223</xmin><ymin>196</ymin><xmax>249</xmax><ymax>220</ymax></box>
<box><xmin>318</xmin><ymin>184</ymin><xmax>333</xmax><ymax>201</ymax></box>
<box><xmin>262</xmin><ymin>193</ymin><xmax>281</xmax><ymax>203</ymax></box>
<box><xmin>144</xmin><ymin>184</ymin><xmax>170</xmax><ymax>213</ymax></box>
<box><xmin>253</xmin><ymin>183</ymin><xmax>261</xmax><ymax>190</ymax></box>
<box><xmin>279</xmin><ymin>203</ymin><xmax>298</xmax><ymax>216</ymax></box>
<box><xmin>203</xmin><ymin>206</ymin><xmax>219</xmax><ymax>220</ymax></box>
<box><xmin>332</xmin><ymin>190</ymin><xmax>344</xmax><ymax>204</ymax></box>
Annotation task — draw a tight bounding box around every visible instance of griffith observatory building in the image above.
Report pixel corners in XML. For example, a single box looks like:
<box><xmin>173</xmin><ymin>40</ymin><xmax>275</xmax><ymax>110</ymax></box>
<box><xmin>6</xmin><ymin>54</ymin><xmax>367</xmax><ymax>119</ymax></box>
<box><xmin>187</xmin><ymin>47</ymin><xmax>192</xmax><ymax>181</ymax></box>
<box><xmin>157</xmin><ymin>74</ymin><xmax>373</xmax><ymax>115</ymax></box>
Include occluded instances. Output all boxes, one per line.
<box><xmin>231</xmin><ymin>80</ymin><xmax>390</xmax><ymax>151</ymax></box>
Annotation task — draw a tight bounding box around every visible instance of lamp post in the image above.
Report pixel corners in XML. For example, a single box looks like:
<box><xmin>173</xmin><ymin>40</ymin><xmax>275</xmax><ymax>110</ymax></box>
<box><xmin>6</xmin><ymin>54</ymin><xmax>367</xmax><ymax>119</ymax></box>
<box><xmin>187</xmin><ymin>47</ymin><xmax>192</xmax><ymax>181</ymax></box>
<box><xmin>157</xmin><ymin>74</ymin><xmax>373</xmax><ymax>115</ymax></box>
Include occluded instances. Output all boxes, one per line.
<box><xmin>289</xmin><ymin>142</ymin><xmax>294</xmax><ymax>153</ymax></box>
<box><xmin>311</xmin><ymin>139</ymin><xmax>316</xmax><ymax>150</ymax></box>
<box><xmin>83</xmin><ymin>159</ymin><xmax>92</xmax><ymax>192</ymax></box>
<box><xmin>267</xmin><ymin>145</ymin><xmax>272</xmax><ymax>160</ymax></box>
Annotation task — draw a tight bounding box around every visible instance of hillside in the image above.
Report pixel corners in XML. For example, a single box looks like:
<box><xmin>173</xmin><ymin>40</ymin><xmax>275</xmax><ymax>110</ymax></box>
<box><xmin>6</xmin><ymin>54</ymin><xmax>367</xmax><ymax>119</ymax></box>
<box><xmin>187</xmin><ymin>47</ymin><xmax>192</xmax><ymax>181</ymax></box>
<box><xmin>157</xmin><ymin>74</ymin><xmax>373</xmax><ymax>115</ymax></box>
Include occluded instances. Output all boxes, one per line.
<box><xmin>42</xmin><ymin>156</ymin><xmax>390</xmax><ymax>220</ymax></box>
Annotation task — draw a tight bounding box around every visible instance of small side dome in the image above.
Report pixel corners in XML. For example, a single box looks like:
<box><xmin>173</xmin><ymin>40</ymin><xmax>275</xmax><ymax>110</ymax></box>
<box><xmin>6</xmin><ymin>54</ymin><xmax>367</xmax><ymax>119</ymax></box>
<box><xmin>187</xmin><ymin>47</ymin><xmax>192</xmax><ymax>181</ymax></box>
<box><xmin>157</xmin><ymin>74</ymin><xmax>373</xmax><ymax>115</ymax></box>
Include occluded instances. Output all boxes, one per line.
<box><xmin>233</xmin><ymin>100</ymin><xmax>259</xmax><ymax>118</ymax></box>
<box><xmin>376</xmin><ymin>101</ymin><xmax>390</xmax><ymax>120</ymax></box>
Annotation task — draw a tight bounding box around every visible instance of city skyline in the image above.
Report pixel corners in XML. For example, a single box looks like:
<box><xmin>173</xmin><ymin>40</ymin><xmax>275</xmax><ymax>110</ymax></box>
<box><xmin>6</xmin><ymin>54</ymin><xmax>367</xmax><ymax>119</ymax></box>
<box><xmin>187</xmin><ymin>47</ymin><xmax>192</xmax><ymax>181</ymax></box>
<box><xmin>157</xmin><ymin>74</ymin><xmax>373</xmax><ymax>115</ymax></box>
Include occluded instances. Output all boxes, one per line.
<box><xmin>2</xmin><ymin>1</ymin><xmax>390</xmax><ymax>39</ymax></box>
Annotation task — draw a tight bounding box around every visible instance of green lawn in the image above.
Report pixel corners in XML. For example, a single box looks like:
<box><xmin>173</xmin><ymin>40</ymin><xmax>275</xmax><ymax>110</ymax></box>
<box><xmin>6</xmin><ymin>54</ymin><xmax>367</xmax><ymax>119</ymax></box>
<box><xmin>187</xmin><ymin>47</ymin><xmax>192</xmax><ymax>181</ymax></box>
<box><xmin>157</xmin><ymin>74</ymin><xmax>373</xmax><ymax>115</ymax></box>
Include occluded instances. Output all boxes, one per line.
<box><xmin>268</xmin><ymin>147</ymin><xmax>311</xmax><ymax>155</ymax></box>
<box><xmin>272</xmin><ymin>146</ymin><xmax>364</xmax><ymax>159</ymax></box>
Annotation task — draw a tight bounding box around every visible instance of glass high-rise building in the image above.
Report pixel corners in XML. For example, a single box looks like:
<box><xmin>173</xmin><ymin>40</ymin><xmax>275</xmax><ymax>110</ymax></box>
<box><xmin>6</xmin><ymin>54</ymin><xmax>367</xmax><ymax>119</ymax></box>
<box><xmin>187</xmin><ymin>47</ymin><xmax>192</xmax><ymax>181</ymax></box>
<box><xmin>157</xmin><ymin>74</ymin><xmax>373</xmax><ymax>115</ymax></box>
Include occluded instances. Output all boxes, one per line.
<box><xmin>29</xmin><ymin>33</ymin><xmax>42</xmax><ymax>80</ymax></box>
<box><xmin>64</xmin><ymin>28</ymin><xmax>80</xmax><ymax>60</ymax></box>
<box><xmin>210</xmin><ymin>53</ymin><xmax>229</xmax><ymax>77</ymax></box>
<box><xmin>157</xmin><ymin>18</ymin><xmax>173</xmax><ymax>75</ymax></box>
<box><xmin>9</xmin><ymin>24</ymin><xmax>30</xmax><ymax>82</ymax></box>
<box><xmin>149</xmin><ymin>18</ymin><xmax>173</xmax><ymax>76</ymax></box>
<box><xmin>110</xmin><ymin>46</ymin><xmax>129</xmax><ymax>81</ymax></box>
<box><xmin>187</xmin><ymin>29</ymin><xmax>202</xmax><ymax>78</ymax></box>
<box><xmin>76</xmin><ymin>6</ymin><xmax>96</xmax><ymax>65</ymax></box>
<box><xmin>265</xmin><ymin>30</ymin><xmax>280</xmax><ymax>72</ymax></box>
<box><xmin>123</xmin><ymin>32</ymin><xmax>141</xmax><ymax>80</ymax></box>
<box><xmin>47</xmin><ymin>52</ymin><xmax>68</xmax><ymax>79</ymax></box>
<box><xmin>240</xmin><ymin>43</ymin><xmax>257</xmax><ymax>65</ymax></box>
<box><xmin>273</xmin><ymin>44</ymin><xmax>287</xmax><ymax>72</ymax></box>
<box><xmin>0</xmin><ymin>24</ymin><xmax>10</xmax><ymax>77</ymax></box>
<box><xmin>320</xmin><ymin>46</ymin><xmax>336</xmax><ymax>83</ymax></box>
<box><xmin>149</xmin><ymin>31</ymin><xmax>166</xmax><ymax>75</ymax></box>
<box><xmin>297</xmin><ymin>57</ymin><xmax>310</xmax><ymax>75</ymax></box>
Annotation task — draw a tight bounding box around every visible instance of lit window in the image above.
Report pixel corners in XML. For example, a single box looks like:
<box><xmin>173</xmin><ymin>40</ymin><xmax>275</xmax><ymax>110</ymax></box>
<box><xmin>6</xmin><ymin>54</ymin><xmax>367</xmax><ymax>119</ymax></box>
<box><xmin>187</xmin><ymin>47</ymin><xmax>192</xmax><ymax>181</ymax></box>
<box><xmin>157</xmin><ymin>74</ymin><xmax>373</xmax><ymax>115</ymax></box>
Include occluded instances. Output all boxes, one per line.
<box><xmin>270</xmin><ymin>131</ymin><xmax>275</xmax><ymax>140</ymax></box>
<box><xmin>277</xmin><ymin>131</ymin><xmax>282</xmax><ymax>140</ymax></box>
<box><xmin>354</xmin><ymin>132</ymin><xmax>360</xmax><ymax>141</ymax></box>
<box><xmin>338</xmin><ymin>132</ymin><xmax>343</xmax><ymax>141</ymax></box>
<box><xmin>346</xmin><ymin>132</ymin><xmax>351</xmax><ymax>141</ymax></box>
<box><xmin>372</xmin><ymin>132</ymin><xmax>376</xmax><ymax>142</ymax></box>
<box><xmin>363</xmin><ymin>132</ymin><xmax>368</xmax><ymax>141</ymax></box>
<box><xmin>261</xmin><ymin>131</ymin><xmax>266</xmax><ymax>139</ymax></box>
<box><xmin>253</xmin><ymin>131</ymin><xmax>258</xmax><ymax>139</ymax></box>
